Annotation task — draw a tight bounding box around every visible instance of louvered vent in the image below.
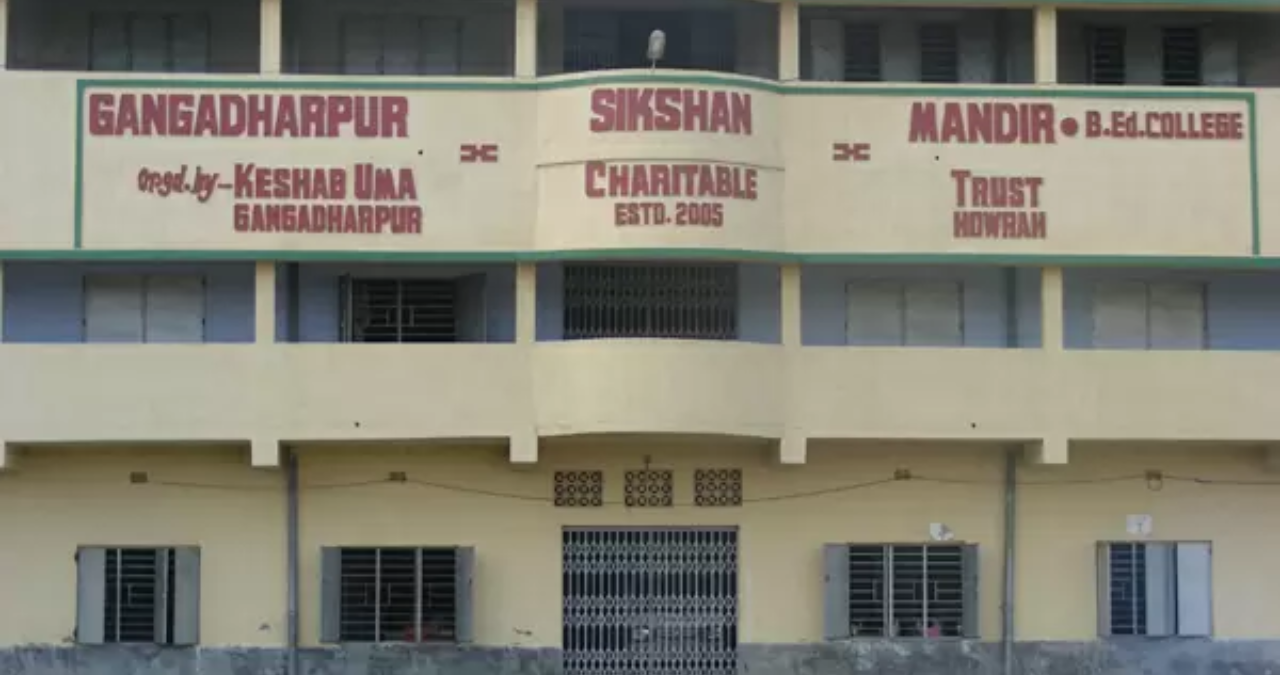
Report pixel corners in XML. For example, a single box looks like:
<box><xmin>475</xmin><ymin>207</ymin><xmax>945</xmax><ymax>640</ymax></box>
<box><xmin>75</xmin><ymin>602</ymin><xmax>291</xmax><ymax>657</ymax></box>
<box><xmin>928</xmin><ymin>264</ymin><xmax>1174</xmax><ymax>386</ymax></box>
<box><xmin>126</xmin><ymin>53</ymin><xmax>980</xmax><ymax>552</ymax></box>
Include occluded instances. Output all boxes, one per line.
<box><xmin>1162</xmin><ymin>27</ymin><xmax>1202</xmax><ymax>86</ymax></box>
<box><xmin>919</xmin><ymin>23</ymin><xmax>959</xmax><ymax>83</ymax></box>
<box><xmin>1087</xmin><ymin>26</ymin><xmax>1126</xmax><ymax>85</ymax></box>
<box><xmin>843</xmin><ymin>23</ymin><xmax>882</xmax><ymax>82</ymax></box>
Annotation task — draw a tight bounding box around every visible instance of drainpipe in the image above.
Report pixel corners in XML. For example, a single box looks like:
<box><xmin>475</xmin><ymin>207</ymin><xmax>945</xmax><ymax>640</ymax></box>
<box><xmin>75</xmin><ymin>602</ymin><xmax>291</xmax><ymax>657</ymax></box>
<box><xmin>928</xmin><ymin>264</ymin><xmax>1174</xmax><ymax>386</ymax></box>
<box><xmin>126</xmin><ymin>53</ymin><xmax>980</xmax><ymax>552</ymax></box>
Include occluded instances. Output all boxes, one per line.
<box><xmin>286</xmin><ymin>448</ymin><xmax>300</xmax><ymax>675</ymax></box>
<box><xmin>1001</xmin><ymin>446</ymin><xmax>1018</xmax><ymax>675</ymax></box>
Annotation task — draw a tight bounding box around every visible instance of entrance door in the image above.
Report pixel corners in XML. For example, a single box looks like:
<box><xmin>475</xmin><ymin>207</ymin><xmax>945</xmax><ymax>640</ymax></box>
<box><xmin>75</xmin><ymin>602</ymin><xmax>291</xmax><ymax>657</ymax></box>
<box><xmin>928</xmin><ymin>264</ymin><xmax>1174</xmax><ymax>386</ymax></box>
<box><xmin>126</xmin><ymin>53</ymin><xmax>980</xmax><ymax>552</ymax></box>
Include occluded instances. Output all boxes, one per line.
<box><xmin>563</xmin><ymin>528</ymin><xmax>738</xmax><ymax>675</ymax></box>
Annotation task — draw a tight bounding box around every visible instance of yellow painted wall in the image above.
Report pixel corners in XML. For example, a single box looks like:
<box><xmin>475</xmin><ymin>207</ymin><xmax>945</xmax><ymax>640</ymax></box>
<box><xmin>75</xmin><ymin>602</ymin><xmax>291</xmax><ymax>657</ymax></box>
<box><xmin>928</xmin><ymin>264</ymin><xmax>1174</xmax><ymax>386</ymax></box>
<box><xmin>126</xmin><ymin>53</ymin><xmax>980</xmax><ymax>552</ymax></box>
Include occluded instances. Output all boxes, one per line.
<box><xmin>3</xmin><ymin>442</ymin><xmax>1276</xmax><ymax>648</ymax></box>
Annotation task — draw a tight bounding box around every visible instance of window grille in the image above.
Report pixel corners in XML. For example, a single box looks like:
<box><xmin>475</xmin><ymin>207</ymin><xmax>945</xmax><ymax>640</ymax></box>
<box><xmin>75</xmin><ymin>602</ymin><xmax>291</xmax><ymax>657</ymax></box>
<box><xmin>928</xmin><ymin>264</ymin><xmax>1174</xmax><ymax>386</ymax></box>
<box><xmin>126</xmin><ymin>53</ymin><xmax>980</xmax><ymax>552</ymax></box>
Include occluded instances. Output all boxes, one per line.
<box><xmin>918</xmin><ymin>23</ymin><xmax>960</xmax><ymax>83</ymax></box>
<box><xmin>320</xmin><ymin>547</ymin><xmax>474</xmax><ymax>644</ymax></box>
<box><xmin>823</xmin><ymin>544</ymin><xmax>978</xmax><ymax>639</ymax></box>
<box><xmin>89</xmin><ymin>12</ymin><xmax>210</xmax><ymax>72</ymax></box>
<box><xmin>1098</xmin><ymin>542</ymin><xmax>1212</xmax><ymax>637</ymax></box>
<box><xmin>1086</xmin><ymin>26</ymin><xmax>1126</xmax><ymax>85</ymax></box>
<box><xmin>76</xmin><ymin>547</ymin><xmax>200</xmax><ymax>645</ymax></box>
<box><xmin>1162</xmin><ymin>27</ymin><xmax>1202</xmax><ymax>86</ymax></box>
<box><xmin>843</xmin><ymin>23</ymin><xmax>882</xmax><ymax>82</ymax></box>
<box><xmin>344</xmin><ymin>278</ymin><xmax>459</xmax><ymax>343</ymax></box>
<box><xmin>563</xmin><ymin>264</ymin><xmax>738</xmax><ymax>340</ymax></box>
<box><xmin>341</xmin><ymin>14</ymin><xmax>463</xmax><ymax>75</ymax></box>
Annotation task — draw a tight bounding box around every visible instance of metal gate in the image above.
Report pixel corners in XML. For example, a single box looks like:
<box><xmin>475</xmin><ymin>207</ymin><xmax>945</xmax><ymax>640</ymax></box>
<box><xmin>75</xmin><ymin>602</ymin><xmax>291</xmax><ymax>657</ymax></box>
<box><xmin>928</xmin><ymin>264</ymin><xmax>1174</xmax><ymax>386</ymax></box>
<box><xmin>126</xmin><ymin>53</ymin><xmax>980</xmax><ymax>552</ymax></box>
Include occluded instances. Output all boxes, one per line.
<box><xmin>563</xmin><ymin>528</ymin><xmax>739</xmax><ymax>675</ymax></box>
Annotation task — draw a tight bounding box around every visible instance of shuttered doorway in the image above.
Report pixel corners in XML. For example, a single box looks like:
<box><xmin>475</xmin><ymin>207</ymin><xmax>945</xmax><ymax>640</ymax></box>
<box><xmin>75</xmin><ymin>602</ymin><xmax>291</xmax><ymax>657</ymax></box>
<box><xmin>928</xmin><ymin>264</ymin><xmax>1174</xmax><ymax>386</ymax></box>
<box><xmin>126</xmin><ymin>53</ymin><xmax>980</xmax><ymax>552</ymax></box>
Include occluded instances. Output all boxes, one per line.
<box><xmin>563</xmin><ymin>528</ymin><xmax>738</xmax><ymax>675</ymax></box>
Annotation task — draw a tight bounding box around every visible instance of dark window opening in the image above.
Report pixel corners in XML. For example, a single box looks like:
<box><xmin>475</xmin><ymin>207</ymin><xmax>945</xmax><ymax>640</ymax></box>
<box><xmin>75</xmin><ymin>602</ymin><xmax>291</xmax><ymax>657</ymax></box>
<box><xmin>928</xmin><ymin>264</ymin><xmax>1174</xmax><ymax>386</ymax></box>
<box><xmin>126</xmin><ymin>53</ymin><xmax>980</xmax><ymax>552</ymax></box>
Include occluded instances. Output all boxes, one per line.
<box><xmin>89</xmin><ymin>11</ymin><xmax>211</xmax><ymax>72</ymax></box>
<box><xmin>1086</xmin><ymin>26</ymin><xmax>1126</xmax><ymax>85</ymax></box>
<box><xmin>918</xmin><ymin>23</ymin><xmax>959</xmax><ymax>83</ymax></box>
<box><xmin>336</xmin><ymin>547</ymin><xmax>461</xmax><ymax>643</ymax></box>
<box><xmin>1162</xmin><ymin>26</ymin><xmax>1202</xmax><ymax>86</ymax></box>
<box><xmin>562</xmin><ymin>264</ymin><xmax>738</xmax><ymax>340</ymax></box>
<box><xmin>347</xmin><ymin>278</ymin><xmax>460</xmax><ymax>343</ymax></box>
<box><xmin>843</xmin><ymin>23</ymin><xmax>882</xmax><ymax>82</ymax></box>
<box><xmin>563</xmin><ymin>10</ymin><xmax>735</xmax><ymax>73</ymax></box>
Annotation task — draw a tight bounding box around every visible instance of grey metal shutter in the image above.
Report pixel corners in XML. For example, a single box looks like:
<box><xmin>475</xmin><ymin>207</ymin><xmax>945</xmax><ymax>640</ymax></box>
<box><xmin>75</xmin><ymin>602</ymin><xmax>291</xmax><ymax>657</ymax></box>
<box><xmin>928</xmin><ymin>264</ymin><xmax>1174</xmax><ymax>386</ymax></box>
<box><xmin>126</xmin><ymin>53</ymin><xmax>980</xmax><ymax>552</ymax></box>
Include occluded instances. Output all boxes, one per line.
<box><xmin>155</xmin><ymin>549</ymin><xmax>171</xmax><ymax>644</ymax></box>
<box><xmin>76</xmin><ymin>547</ymin><xmax>108</xmax><ymax>644</ymax></box>
<box><xmin>1144</xmin><ymin>543</ymin><xmax>1177</xmax><ymax>637</ymax></box>
<box><xmin>961</xmin><ymin>545</ymin><xmax>980</xmax><ymax>638</ymax></box>
<box><xmin>904</xmin><ymin>281</ymin><xmax>963</xmax><ymax>347</ymax></box>
<box><xmin>382</xmin><ymin>16</ymin><xmax>422</xmax><ymax>75</ymax></box>
<box><xmin>822</xmin><ymin>544</ymin><xmax>850</xmax><ymax>640</ymax></box>
<box><xmin>808</xmin><ymin>19</ymin><xmax>844</xmax><ymax>81</ymax></box>
<box><xmin>1092</xmin><ymin>281</ymin><xmax>1148</xmax><ymax>349</ymax></box>
<box><xmin>454</xmin><ymin>547</ymin><xmax>475</xmax><ymax>644</ymax></box>
<box><xmin>342</xmin><ymin>16</ymin><xmax>384</xmax><ymax>74</ymax></box>
<box><xmin>144</xmin><ymin>276</ymin><xmax>205</xmax><ymax>343</ymax></box>
<box><xmin>1175</xmin><ymin>543</ymin><xmax>1212</xmax><ymax>637</ymax></box>
<box><xmin>1201</xmin><ymin>23</ymin><xmax>1239</xmax><ymax>86</ymax></box>
<box><xmin>1096</xmin><ymin>543</ymin><xmax>1113</xmax><ymax>637</ymax></box>
<box><xmin>320</xmin><ymin>547</ymin><xmax>343</xmax><ymax>643</ymax></box>
<box><xmin>846</xmin><ymin>281</ymin><xmax>904</xmax><ymax>346</ymax></box>
<box><xmin>1148</xmin><ymin>283</ymin><xmax>1205</xmax><ymax>350</ymax></box>
<box><xmin>85</xmin><ymin>275</ymin><xmax>145</xmax><ymax>343</ymax></box>
<box><xmin>172</xmin><ymin>547</ymin><xmax>201</xmax><ymax>645</ymax></box>
<box><xmin>456</xmin><ymin>274</ymin><xmax>489</xmax><ymax>343</ymax></box>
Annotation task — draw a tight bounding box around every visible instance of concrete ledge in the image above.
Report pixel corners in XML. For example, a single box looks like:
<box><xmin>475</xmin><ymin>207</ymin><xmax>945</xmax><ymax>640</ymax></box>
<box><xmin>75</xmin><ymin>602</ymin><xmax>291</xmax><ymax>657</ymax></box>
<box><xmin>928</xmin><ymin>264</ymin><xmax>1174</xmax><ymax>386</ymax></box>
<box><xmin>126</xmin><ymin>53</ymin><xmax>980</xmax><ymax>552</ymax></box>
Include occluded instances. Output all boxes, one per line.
<box><xmin>4</xmin><ymin>641</ymin><xmax>1280</xmax><ymax>675</ymax></box>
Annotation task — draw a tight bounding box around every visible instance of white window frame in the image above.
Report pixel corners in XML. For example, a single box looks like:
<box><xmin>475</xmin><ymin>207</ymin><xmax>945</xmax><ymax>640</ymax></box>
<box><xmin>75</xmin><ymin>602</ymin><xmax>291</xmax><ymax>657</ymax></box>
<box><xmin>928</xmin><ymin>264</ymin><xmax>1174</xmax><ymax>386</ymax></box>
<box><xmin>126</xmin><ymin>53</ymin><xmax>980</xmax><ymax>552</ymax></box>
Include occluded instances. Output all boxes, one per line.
<box><xmin>1097</xmin><ymin>541</ymin><xmax>1213</xmax><ymax>638</ymax></box>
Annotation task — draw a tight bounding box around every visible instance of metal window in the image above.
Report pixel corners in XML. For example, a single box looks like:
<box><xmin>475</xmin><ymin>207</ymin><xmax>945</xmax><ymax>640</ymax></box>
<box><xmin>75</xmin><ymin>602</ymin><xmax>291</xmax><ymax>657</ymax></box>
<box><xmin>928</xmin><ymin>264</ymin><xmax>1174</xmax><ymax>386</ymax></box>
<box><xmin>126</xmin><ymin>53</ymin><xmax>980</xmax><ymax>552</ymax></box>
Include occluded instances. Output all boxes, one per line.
<box><xmin>1086</xmin><ymin>26</ymin><xmax>1126</xmax><ymax>85</ymax></box>
<box><xmin>84</xmin><ymin>275</ymin><xmax>207</xmax><ymax>344</ymax></box>
<box><xmin>76</xmin><ymin>547</ymin><xmax>200</xmax><ymax>645</ymax></box>
<box><xmin>340</xmin><ymin>14</ymin><xmax>463</xmax><ymax>75</ymax></box>
<box><xmin>1092</xmin><ymin>281</ymin><xmax>1207</xmax><ymax>350</ymax></box>
<box><xmin>1098</xmin><ymin>542</ymin><xmax>1213</xmax><ymax>637</ymax></box>
<box><xmin>846</xmin><ymin>281</ymin><xmax>964</xmax><ymax>347</ymax></box>
<box><xmin>563</xmin><ymin>528</ymin><xmax>739</xmax><ymax>675</ymax></box>
<box><xmin>843</xmin><ymin>23</ymin><xmax>882</xmax><ymax>82</ymax></box>
<box><xmin>320</xmin><ymin>547</ymin><xmax>474</xmax><ymax>644</ymax></box>
<box><xmin>1162</xmin><ymin>27</ymin><xmax>1203</xmax><ymax>86</ymax></box>
<box><xmin>563</xmin><ymin>264</ymin><xmax>738</xmax><ymax>340</ymax></box>
<box><xmin>919</xmin><ymin>23</ymin><xmax>960</xmax><ymax>83</ymax></box>
<box><xmin>89</xmin><ymin>12</ymin><xmax>210</xmax><ymax>72</ymax></box>
<box><xmin>824</xmin><ymin>544</ymin><xmax>979</xmax><ymax>640</ymax></box>
<box><xmin>342</xmin><ymin>278</ymin><xmax>460</xmax><ymax>343</ymax></box>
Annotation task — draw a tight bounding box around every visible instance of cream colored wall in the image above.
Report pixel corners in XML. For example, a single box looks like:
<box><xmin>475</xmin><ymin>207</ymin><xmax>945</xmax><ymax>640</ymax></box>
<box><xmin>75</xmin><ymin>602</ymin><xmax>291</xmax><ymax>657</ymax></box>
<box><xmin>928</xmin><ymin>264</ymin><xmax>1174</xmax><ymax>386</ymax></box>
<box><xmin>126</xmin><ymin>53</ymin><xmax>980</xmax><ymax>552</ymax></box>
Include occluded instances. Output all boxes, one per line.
<box><xmin>0</xmin><ymin>447</ymin><xmax>284</xmax><ymax>647</ymax></box>
<box><xmin>0</xmin><ymin>71</ymin><xmax>1264</xmax><ymax>257</ymax></box>
<box><xmin>5</xmin><ymin>443</ymin><xmax>1275</xmax><ymax>649</ymax></box>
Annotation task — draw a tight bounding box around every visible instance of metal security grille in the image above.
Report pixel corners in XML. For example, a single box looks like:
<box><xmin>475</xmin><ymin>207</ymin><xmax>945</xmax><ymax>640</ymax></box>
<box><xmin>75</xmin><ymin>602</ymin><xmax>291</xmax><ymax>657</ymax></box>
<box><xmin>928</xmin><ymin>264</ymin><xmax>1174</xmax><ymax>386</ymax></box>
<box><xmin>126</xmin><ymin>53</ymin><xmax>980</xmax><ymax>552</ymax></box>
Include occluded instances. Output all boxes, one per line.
<box><xmin>337</xmin><ymin>548</ymin><xmax>459</xmax><ymax>643</ymax></box>
<box><xmin>348</xmin><ymin>278</ymin><xmax>458</xmax><ymax>343</ymax></box>
<box><xmin>1162</xmin><ymin>27</ymin><xmax>1202</xmax><ymax>86</ymax></box>
<box><xmin>846</xmin><ymin>545</ymin><xmax>968</xmax><ymax>638</ymax></box>
<box><xmin>918</xmin><ymin>23</ymin><xmax>959</xmax><ymax>83</ymax></box>
<box><xmin>564</xmin><ymin>528</ymin><xmax>739</xmax><ymax>675</ymax></box>
<box><xmin>843</xmin><ymin>23</ymin><xmax>882</xmax><ymax>82</ymax></box>
<box><xmin>103</xmin><ymin>548</ymin><xmax>175</xmax><ymax>643</ymax></box>
<box><xmin>1087</xmin><ymin>26</ymin><xmax>1126</xmax><ymax>85</ymax></box>
<box><xmin>563</xmin><ymin>264</ymin><xmax>738</xmax><ymax>340</ymax></box>
<box><xmin>1106</xmin><ymin>543</ymin><xmax>1148</xmax><ymax>636</ymax></box>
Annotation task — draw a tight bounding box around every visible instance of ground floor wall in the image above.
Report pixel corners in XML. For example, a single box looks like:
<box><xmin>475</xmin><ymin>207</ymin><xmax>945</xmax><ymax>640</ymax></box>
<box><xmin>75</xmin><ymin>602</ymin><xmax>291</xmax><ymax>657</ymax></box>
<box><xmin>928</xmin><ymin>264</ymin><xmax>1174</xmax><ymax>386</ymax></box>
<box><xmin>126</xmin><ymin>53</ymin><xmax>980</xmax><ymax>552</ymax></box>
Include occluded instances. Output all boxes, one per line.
<box><xmin>1</xmin><ymin>441</ymin><xmax>1279</xmax><ymax>674</ymax></box>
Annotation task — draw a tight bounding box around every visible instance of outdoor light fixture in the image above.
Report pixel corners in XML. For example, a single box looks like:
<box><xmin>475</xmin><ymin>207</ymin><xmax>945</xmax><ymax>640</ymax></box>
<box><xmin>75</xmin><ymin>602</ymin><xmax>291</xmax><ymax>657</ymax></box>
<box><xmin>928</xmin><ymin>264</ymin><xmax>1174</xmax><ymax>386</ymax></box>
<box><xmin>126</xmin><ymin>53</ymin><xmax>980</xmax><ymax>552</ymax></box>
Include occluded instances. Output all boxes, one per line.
<box><xmin>647</xmin><ymin>29</ymin><xmax>666</xmax><ymax>70</ymax></box>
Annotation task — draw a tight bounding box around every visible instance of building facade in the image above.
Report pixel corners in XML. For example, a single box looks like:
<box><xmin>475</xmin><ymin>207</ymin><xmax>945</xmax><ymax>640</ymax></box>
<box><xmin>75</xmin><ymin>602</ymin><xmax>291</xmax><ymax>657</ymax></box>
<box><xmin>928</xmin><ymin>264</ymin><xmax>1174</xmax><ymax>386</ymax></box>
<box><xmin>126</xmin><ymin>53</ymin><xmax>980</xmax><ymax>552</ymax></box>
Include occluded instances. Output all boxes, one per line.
<box><xmin>0</xmin><ymin>0</ymin><xmax>1279</xmax><ymax>674</ymax></box>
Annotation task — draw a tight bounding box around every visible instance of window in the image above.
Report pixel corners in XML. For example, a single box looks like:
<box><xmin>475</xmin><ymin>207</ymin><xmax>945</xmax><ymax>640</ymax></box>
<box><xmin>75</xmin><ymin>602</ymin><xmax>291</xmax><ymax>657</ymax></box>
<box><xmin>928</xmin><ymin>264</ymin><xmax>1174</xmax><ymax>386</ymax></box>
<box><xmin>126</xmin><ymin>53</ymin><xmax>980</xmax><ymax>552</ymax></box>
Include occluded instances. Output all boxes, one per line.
<box><xmin>340</xmin><ymin>277</ymin><xmax>479</xmax><ymax>343</ymax></box>
<box><xmin>562</xmin><ymin>10</ymin><xmax>735</xmax><ymax>73</ymax></box>
<box><xmin>843</xmin><ymin>23</ymin><xmax>882</xmax><ymax>82</ymax></box>
<box><xmin>76</xmin><ymin>547</ymin><xmax>200</xmax><ymax>645</ymax></box>
<box><xmin>340</xmin><ymin>14</ymin><xmax>462</xmax><ymax>75</ymax></box>
<box><xmin>918</xmin><ymin>23</ymin><xmax>960</xmax><ymax>83</ymax></box>
<box><xmin>1098</xmin><ymin>542</ymin><xmax>1212</xmax><ymax>637</ymax></box>
<box><xmin>1162</xmin><ymin>27</ymin><xmax>1202</xmax><ymax>86</ymax></box>
<box><xmin>320</xmin><ymin>547</ymin><xmax>474</xmax><ymax>644</ymax></box>
<box><xmin>1091</xmin><ymin>281</ymin><xmax>1206</xmax><ymax>350</ymax></box>
<box><xmin>563</xmin><ymin>264</ymin><xmax>738</xmax><ymax>340</ymax></box>
<box><xmin>823</xmin><ymin>544</ymin><xmax>978</xmax><ymax>639</ymax></box>
<box><xmin>846</xmin><ymin>280</ymin><xmax>963</xmax><ymax>347</ymax></box>
<box><xmin>89</xmin><ymin>12</ymin><xmax>210</xmax><ymax>72</ymax></box>
<box><xmin>1086</xmin><ymin>26</ymin><xmax>1126</xmax><ymax>85</ymax></box>
<box><xmin>84</xmin><ymin>275</ymin><xmax>206</xmax><ymax>343</ymax></box>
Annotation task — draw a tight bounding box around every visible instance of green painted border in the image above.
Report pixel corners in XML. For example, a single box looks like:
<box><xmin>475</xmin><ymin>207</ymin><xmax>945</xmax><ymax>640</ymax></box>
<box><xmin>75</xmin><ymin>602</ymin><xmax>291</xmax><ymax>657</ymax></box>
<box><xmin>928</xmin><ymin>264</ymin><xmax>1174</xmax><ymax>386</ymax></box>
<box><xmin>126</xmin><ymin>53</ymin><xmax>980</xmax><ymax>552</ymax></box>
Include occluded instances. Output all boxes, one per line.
<box><xmin>71</xmin><ymin>74</ymin><xmax>1262</xmax><ymax>261</ymax></box>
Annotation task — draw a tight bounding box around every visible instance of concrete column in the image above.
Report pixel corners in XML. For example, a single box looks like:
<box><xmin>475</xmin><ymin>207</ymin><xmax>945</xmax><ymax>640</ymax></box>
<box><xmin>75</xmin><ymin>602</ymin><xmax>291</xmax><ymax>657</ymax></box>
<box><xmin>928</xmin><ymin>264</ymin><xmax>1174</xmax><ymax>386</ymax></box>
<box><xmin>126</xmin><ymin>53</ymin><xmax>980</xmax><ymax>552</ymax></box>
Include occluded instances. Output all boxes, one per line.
<box><xmin>255</xmin><ymin>261</ymin><xmax>277</xmax><ymax>344</ymax></box>
<box><xmin>251</xmin><ymin>438</ymin><xmax>281</xmax><ymax>468</ymax></box>
<box><xmin>1033</xmin><ymin>6</ymin><xmax>1057</xmax><ymax>84</ymax></box>
<box><xmin>515</xmin><ymin>0</ymin><xmax>538</xmax><ymax>78</ymax></box>
<box><xmin>781</xmin><ymin>263</ymin><xmax>801</xmax><ymax>348</ymax></box>
<box><xmin>516</xmin><ymin>262</ymin><xmax>537</xmax><ymax>345</ymax></box>
<box><xmin>1041</xmin><ymin>267</ymin><xmax>1063</xmax><ymax>352</ymax></box>
<box><xmin>260</xmin><ymin>0</ymin><xmax>283</xmax><ymax>74</ymax></box>
<box><xmin>778</xmin><ymin>0</ymin><xmax>800</xmax><ymax>81</ymax></box>
<box><xmin>1026</xmin><ymin>437</ymin><xmax>1069</xmax><ymax>464</ymax></box>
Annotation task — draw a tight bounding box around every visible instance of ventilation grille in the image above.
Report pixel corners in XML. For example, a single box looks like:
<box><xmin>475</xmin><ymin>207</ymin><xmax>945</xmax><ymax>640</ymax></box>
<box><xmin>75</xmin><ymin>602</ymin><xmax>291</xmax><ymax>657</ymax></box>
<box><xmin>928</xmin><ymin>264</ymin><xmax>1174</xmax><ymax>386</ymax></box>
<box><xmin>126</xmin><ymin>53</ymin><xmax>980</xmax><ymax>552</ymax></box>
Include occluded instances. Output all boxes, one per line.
<box><xmin>694</xmin><ymin>469</ymin><xmax>743</xmax><ymax>507</ymax></box>
<box><xmin>624</xmin><ymin>470</ymin><xmax>673</xmax><ymax>508</ymax></box>
<box><xmin>1087</xmin><ymin>26</ymin><xmax>1126</xmax><ymax>85</ymax></box>
<box><xmin>555</xmin><ymin>471</ymin><xmax>605</xmax><ymax>508</ymax></box>
<box><xmin>563</xmin><ymin>264</ymin><xmax>738</xmax><ymax>340</ymax></box>
<box><xmin>1162</xmin><ymin>27</ymin><xmax>1202</xmax><ymax>86</ymax></box>
<box><xmin>843</xmin><ymin>23</ymin><xmax>882</xmax><ymax>82</ymax></box>
<box><xmin>919</xmin><ymin>23</ymin><xmax>959</xmax><ymax>83</ymax></box>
